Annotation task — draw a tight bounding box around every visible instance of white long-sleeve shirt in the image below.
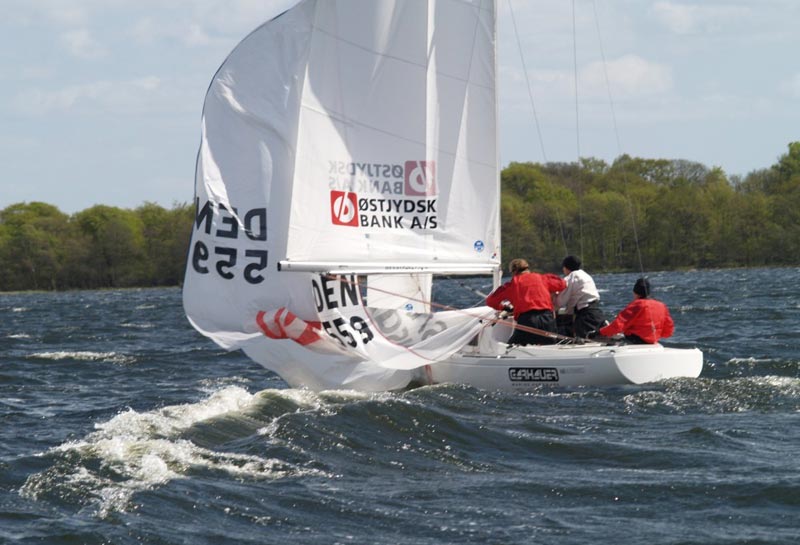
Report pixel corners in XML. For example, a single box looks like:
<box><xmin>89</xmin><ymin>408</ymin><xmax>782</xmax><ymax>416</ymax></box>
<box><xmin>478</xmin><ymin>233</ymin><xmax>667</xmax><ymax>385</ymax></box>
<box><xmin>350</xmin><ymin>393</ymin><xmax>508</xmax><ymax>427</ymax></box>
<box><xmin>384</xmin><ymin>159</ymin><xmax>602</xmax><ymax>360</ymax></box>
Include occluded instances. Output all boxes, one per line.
<box><xmin>556</xmin><ymin>269</ymin><xmax>600</xmax><ymax>312</ymax></box>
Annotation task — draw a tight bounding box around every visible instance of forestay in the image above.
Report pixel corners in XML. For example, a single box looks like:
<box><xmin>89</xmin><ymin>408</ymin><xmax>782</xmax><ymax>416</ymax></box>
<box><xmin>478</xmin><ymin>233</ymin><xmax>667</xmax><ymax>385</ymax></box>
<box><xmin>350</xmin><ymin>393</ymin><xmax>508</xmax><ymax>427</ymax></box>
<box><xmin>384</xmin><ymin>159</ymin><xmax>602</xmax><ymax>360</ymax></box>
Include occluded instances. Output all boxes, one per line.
<box><xmin>183</xmin><ymin>0</ymin><xmax>500</xmax><ymax>391</ymax></box>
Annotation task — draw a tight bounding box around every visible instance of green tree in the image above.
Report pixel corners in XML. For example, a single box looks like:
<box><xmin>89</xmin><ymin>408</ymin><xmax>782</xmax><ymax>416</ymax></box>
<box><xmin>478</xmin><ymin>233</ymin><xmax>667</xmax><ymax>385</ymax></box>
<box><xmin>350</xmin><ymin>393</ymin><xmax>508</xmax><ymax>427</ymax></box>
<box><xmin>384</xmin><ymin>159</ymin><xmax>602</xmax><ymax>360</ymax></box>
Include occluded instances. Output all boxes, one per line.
<box><xmin>136</xmin><ymin>201</ymin><xmax>193</xmax><ymax>286</ymax></box>
<box><xmin>0</xmin><ymin>202</ymin><xmax>72</xmax><ymax>290</ymax></box>
<box><xmin>767</xmin><ymin>142</ymin><xmax>800</xmax><ymax>261</ymax></box>
<box><xmin>74</xmin><ymin>205</ymin><xmax>147</xmax><ymax>287</ymax></box>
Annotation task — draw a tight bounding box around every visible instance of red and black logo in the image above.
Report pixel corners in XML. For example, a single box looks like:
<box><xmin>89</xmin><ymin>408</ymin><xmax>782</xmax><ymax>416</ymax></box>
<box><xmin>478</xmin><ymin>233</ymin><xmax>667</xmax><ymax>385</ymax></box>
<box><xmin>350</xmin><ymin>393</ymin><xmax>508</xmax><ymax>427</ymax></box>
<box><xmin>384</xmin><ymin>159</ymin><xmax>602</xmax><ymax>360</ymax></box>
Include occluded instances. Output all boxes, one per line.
<box><xmin>330</xmin><ymin>191</ymin><xmax>358</xmax><ymax>227</ymax></box>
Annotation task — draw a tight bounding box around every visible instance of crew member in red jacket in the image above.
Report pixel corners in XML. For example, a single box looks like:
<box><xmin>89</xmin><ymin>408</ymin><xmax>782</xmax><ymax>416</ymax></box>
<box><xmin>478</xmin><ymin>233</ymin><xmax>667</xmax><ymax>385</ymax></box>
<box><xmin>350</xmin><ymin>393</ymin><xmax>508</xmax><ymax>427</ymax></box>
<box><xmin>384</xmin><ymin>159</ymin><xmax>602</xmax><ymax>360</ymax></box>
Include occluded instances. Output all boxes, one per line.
<box><xmin>599</xmin><ymin>277</ymin><xmax>674</xmax><ymax>344</ymax></box>
<box><xmin>486</xmin><ymin>258</ymin><xmax>566</xmax><ymax>345</ymax></box>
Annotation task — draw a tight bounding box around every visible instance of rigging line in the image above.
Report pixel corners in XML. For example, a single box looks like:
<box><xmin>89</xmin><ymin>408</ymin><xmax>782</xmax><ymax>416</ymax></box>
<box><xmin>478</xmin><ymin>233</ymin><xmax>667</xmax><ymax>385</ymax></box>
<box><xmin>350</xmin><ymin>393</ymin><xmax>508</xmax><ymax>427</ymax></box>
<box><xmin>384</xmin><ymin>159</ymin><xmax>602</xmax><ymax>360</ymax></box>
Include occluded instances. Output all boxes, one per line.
<box><xmin>591</xmin><ymin>0</ymin><xmax>622</xmax><ymax>155</ymax></box>
<box><xmin>592</xmin><ymin>3</ymin><xmax>645</xmax><ymax>278</ymax></box>
<box><xmin>626</xmin><ymin>193</ymin><xmax>646</xmax><ymax>275</ymax></box>
<box><xmin>508</xmin><ymin>0</ymin><xmax>570</xmax><ymax>263</ymax></box>
<box><xmin>325</xmin><ymin>274</ymin><xmax>572</xmax><ymax>342</ymax></box>
<box><xmin>588</xmin><ymin>1</ymin><xmax>644</xmax><ymax>276</ymax></box>
<box><xmin>507</xmin><ymin>0</ymin><xmax>547</xmax><ymax>162</ymax></box>
<box><xmin>554</xmin><ymin>207</ymin><xmax>569</xmax><ymax>256</ymax></box>
<box><xmin>571</xmin><ymin>0</ymin><xmax>581</xmax><ymax>160</ymax></box>
<box><xmin>443</xmin><ymin>276</ymin><xmax>489</xmax><ymax>299</ymax></box>
<box><xmin>620</xmin><ymin>185</ymin><xmax>651</xmax><ymax>340</ymax></box>
<box><xmin>568</xmin><ymin>0</ymin><xmax>584</xmax><ymax>263</ymax></box>
<box><xmin>578</xmin><ymin>196</ymin><xmax>585</xmax><ymax>259</ymax></box>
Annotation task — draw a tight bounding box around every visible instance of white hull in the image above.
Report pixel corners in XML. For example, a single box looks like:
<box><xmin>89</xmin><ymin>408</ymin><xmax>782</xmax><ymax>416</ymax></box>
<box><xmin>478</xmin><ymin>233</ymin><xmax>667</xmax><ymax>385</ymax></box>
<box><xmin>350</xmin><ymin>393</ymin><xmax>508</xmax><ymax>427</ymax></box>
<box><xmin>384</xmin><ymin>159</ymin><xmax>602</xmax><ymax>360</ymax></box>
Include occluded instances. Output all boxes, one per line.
<box><xmin>419</xmin><ymin>343</ymin><xmax>703</xmax><ymax>390</ymax></box>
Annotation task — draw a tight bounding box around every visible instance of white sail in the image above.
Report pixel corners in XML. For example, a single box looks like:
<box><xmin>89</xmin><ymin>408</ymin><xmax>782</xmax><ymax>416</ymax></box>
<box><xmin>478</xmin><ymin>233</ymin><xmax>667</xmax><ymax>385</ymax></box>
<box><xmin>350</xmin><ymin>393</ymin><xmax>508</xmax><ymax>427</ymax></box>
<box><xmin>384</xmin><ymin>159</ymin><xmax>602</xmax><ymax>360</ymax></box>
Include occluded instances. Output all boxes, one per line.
<box><xmin>367</xmin><ymin>274</ymin><xmax>432</xmax><ymax>313</ymax></box>
<box><xmin>285</xmin><ymin>0</ymin><xmax>499</xmax><ymax>270</ymax></box>
<box><xmin>183</xmin><ymin>0</ymin><xmax>500</xmax><ymax>391</ymax></box>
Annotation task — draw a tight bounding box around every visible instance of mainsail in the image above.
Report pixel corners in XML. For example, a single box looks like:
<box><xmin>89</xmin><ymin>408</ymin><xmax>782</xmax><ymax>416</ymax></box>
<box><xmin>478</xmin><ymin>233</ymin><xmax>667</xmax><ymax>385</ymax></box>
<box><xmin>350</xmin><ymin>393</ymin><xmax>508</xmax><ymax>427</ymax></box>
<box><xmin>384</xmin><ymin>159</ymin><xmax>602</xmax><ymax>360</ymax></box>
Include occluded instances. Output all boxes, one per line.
<box><xmin>183</xmin><ymin>0</ymin><xmax>500</xmax><ymax>391</ymax></box>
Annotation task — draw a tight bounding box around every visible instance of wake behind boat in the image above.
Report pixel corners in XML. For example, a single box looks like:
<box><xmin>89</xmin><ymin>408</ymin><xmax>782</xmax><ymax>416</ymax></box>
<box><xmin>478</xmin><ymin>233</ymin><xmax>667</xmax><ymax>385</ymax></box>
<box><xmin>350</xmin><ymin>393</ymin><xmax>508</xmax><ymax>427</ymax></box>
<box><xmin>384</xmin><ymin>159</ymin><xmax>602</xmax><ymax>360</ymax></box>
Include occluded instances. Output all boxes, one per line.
<box><xmin>182</xmin><ymin>0</ymin><xmax>702</xmax><ymax>391</ymax></box>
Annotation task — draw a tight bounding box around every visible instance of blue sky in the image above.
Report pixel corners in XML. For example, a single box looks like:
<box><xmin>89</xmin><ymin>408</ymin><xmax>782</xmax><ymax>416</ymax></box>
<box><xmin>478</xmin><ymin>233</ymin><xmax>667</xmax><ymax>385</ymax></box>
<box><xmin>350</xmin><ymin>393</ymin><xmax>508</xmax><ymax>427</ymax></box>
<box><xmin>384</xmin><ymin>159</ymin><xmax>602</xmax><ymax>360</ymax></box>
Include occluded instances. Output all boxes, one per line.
<box><xmin>2</xmin><ymin>0</ymin><xmax>798</xmax><ymax>214</ymax></box>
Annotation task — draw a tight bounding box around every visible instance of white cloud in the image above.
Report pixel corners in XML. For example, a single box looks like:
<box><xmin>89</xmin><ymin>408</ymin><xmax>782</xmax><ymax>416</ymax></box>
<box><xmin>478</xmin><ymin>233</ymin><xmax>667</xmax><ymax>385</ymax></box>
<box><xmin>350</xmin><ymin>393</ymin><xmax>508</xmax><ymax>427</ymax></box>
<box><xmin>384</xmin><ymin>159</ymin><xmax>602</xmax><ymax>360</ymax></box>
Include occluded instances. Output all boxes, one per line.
<box><xmin>652</xmin><ymin>1</ymin><xmax>752</xmax><ymax>34</ymax></box>
<box><xmin>195</xmin><ymin>0</ymin><xmax>301</xmax><ymax>34</ymax></box>
<box><xmin>13</xmin><ymin>77</ymin><xmax>168</xmax><ymax>116</ymax></box>
<box><xmin>16</xmin><ymin>81</ymin><xmax>112</xmax><ymax>114</ymax></box>
<box><xmin>8</xmin><ymin>0</ymin><xmax>299</xmax><ymax>52</ymax></box>
<box><xmin>184</xmin><ymin>23</ymin><xmax>212</xmax><ymax>47</ymax></box>
<box><xmin>126</xmin><ymin>0</ymin><xmax>302</xmax><ymax>48</ymax></box>
<box><xmin>60</xmin><ymin>28</ymin><xmax>107</xmax><ymax>60</ymax></box>
<box><xmin>46</xmin><ymin>5</ymin><xmax>89</xmax><ymax>26</ymax></box>
<box><xmin>129</xmin><ymin>17</ymin><xmax>159</xmax><ymax>45</ymax></box>
<box><xmin>583</xmin><ymin>55</ymin><xmax>673</xmax><ymax>98</ymax></box>
<box><xmin>500</xmin><ymin>55</ymin><xmax>671</xmax><ymax>106</ymax></box>
<box><xmin>130</xmin><ymin>17</ymin><xmax>212</xmax><ymax>47</ymax></box>
<box><xmin>780</xmin><ymin>73</ymin><xmax>800</xmax><ymax>99</ymax></box>
<box><xmin>133</xmin><ymin>76</ymin><xmax>161</xmax><ymax>92</ymax></box>
<box><xmin>20</xmin><ymin>67</ymin><xmax>54</xmax><ymax>81</ymax></box>
<box><xmin>4</xmin><ymin>0</ymin><xmax>89</xmax><ymax>26</ymax></box>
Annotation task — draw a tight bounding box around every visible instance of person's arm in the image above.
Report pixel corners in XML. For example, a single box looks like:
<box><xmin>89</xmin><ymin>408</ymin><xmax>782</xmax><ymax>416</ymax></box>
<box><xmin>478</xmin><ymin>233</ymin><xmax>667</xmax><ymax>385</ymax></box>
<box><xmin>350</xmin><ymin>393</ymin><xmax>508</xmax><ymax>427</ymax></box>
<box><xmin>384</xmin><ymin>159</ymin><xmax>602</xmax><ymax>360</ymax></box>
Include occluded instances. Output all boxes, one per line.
<box><xmin>485</xmin><ymin>284</ymin><xmax>509</xmax><ymax>311</ymax></box>
<box><xmin>599</xmin><ymin>316</ymin><xmax>621</xmax><ymax>337</ymax></box>
<box><xmin>555</xmin><ymin>275</ymin><xmax>575</xmax><ymax>309</ymax></box>
<box><xmin>599</xmin><ymin>301</ymin><xmax>637</xmax><ymax>337</ymax></box>
<box><xmin>543</xmin><ymin>273</ymin><xmax>567</xmax><ymax>294</ymax></box>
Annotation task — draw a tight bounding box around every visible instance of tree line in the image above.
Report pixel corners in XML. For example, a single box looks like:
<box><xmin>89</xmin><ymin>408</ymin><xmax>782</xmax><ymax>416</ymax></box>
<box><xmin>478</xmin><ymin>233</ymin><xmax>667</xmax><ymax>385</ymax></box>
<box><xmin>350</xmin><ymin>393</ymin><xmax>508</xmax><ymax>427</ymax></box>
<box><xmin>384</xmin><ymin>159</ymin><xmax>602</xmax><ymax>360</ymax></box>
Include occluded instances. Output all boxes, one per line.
<box><xmin>0</xmin><ymin>202</ymin><xmax>193</xmax><ymax>291</ymax></box>
<box><xmin>502</xmin><ymin>142</ymin><xmax>800</xmax><ymax>272</ymax></box>
<box><xmin>1</xmin><ymin>142</ymin><xmax>798</xmax><ymax>292</ymax></box>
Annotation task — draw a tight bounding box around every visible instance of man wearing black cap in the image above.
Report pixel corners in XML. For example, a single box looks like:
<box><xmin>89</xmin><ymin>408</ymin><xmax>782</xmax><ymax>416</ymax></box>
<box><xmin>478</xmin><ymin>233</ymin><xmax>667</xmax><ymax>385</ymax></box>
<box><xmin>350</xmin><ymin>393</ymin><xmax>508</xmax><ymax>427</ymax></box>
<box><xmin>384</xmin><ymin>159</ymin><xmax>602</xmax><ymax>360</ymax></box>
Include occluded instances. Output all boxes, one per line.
<box><xmin>599</xmin><ymin>277</ymin><xmax>674</xmax><ymax>344</ymax></box>
<box><xmin>555</xmin><ymin>255</ymin><xmax>606</xmax><ymax>338</ymax></box>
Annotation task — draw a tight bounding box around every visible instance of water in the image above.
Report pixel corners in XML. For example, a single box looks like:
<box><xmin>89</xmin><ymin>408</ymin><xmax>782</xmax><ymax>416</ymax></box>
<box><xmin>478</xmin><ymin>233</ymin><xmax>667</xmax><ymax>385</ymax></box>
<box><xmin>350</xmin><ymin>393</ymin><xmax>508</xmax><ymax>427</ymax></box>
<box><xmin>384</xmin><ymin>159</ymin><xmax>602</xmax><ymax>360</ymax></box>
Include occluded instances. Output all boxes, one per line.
<box><xmin>1</xmin><ymin>268</ymin><xmax>798</xmax><ymax>544</ymax></box>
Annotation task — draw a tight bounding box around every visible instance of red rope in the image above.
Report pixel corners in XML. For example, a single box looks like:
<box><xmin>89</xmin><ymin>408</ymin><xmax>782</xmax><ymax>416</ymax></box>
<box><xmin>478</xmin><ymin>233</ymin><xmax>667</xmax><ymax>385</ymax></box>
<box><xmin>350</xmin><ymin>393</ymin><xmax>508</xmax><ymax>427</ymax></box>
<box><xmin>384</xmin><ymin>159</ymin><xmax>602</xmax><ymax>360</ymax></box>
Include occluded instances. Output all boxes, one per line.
<box><xmin>324</xmin><ymin>274</ymin><xmax>571</xmax><ymax>342</ymax></box>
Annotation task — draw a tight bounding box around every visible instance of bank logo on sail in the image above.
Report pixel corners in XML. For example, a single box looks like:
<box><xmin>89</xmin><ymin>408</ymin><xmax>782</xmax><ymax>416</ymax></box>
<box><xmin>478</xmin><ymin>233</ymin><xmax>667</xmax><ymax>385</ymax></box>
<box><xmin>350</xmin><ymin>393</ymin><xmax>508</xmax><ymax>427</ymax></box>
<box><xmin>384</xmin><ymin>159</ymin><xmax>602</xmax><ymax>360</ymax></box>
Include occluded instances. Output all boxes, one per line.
<box><xmin>330</xmin><ymin>191</ymin><xmax>359</xmax><ymax>226</ymax></box>
<box><xmin>329</xmin><ymin>160</ymin><xmax>438</xmax><ymax>230</ymax></box>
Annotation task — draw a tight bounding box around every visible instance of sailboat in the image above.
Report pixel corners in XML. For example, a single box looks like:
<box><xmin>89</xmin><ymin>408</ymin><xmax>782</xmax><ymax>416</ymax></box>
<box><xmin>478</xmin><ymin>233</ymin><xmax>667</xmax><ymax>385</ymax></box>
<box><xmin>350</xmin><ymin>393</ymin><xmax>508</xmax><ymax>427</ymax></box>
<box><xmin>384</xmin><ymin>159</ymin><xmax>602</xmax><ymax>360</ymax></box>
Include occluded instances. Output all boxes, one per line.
<box><xmin>183</xmin><ymin>0</ymin><xmax>702</xmax><ymax>391</ymax></box>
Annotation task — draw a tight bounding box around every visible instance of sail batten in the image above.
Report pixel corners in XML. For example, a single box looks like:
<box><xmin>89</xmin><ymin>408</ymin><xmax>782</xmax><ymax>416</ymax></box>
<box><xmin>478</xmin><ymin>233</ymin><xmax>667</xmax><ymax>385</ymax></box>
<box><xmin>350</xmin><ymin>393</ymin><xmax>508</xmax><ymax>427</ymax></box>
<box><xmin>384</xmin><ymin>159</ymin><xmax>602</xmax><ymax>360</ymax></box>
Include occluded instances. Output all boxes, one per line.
<box><xmin>278</xmin><ymin>260</ymin><xmax>499</xmax><ymax>275</ymax></box>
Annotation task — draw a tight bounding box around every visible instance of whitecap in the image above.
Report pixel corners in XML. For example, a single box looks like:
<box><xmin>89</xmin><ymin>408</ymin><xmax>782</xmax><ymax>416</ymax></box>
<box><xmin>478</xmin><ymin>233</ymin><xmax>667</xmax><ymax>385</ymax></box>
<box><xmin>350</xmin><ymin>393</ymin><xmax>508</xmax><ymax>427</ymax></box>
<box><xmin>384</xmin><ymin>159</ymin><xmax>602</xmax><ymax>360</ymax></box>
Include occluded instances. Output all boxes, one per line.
<box><xmin>20</xmin><ymin>386</ymin><xmax>329</xmax><ymax>518</ymax></box>
<box><xmin>120</xmin><ymin>322</ymin><xmax>154</xmax><ymax>329</ymax></box>
<box><xmin>728</xmin><ymin>357</ymin><xmax>774</xmax><ymax>365</ymax></box>
<box><xmin>28</xmin><ymin>351</ymin><xmax>135</xmax><ymax>365</ymax></box>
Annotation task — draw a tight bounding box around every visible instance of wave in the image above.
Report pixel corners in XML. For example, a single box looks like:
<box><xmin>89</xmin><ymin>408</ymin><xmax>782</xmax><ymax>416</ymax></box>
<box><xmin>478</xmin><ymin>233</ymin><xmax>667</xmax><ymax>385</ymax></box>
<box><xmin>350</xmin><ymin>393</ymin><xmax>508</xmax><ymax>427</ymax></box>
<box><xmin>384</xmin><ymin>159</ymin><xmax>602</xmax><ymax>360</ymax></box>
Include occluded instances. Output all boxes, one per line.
<box><xmin>719</xmin><ymin>356</ymin><xmax>800</xmax><ymax>377</ymax></box>
<box><xmin>19</xmin><ymin>386</ymin><xmax>331</xmax><ymax>518</ymax></box>
<box><xmin>26</xmin><ymin>351</ymin><xmax>136</xmax><ymax>365</ymax></box>
<box><xmin>18</xmin><ymin>384</ymin><xmax>514</xmax><ymax>519</ymax></box>
<box><xmin>119</xmin><ymin>322</ymin><xmax>155</xmax><ymax>329</ymax></box>
<box><xmin>15</xmin><ymin>375</ymin><xmax>800</xmax><ymax>529</ymax></box>
<box><xmin>622</xmin><ymin>375</ymin><xmax>800</xmax><ymax>414</ymax></box>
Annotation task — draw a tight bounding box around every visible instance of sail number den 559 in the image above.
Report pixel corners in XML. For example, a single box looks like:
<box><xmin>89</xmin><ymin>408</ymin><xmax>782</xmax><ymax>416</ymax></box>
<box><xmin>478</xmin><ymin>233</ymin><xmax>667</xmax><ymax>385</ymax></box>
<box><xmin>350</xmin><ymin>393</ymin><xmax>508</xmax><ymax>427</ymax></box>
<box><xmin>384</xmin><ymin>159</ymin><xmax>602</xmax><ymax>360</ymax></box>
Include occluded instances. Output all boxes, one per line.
<box><xmin>190</xmin><ymin>200</ymin><xmax>268</xmax><ymax>284</ymax></box>
<box><xmin>312</xmin><ymin>275</ymin><xmax>375</xmax><ymax>348</ymax></box>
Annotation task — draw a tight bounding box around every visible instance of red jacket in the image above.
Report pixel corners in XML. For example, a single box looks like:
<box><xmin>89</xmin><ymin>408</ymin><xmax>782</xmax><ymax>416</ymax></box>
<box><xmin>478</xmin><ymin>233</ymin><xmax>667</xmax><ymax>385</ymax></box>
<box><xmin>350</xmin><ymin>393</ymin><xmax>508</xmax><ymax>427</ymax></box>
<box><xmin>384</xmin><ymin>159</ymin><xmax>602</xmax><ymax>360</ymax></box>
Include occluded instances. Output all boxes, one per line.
<box><xmin>599</xmin><ymin>298</ymin><xmax>674</xmax><ymax>344</ymax></box>
<box><xmin>486</xmin><ymin>272</ymin><xmax>566</xmax><ymax>320</ymax></box>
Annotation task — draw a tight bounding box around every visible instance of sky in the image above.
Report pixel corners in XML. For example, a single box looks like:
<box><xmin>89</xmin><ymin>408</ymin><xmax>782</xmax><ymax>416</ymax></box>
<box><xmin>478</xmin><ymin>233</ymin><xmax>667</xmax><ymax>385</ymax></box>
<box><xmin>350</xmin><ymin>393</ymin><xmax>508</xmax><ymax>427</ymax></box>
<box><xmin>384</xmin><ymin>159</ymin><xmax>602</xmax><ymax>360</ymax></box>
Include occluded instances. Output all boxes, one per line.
<box><xmin>2</xmin><ymin>0</ymin><xmax>798</xmax><ymax>214</ymax></box>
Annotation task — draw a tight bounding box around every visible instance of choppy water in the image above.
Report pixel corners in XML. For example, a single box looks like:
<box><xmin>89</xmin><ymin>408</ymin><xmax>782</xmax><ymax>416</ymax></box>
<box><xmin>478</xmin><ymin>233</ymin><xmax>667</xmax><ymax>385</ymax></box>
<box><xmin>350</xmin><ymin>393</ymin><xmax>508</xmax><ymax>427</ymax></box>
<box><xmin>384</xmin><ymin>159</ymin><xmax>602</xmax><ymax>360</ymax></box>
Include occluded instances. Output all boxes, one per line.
<box><xmin>1</xmin><ymin>268</ymin><xmax>798</xmax><ymax>544</ymax></box>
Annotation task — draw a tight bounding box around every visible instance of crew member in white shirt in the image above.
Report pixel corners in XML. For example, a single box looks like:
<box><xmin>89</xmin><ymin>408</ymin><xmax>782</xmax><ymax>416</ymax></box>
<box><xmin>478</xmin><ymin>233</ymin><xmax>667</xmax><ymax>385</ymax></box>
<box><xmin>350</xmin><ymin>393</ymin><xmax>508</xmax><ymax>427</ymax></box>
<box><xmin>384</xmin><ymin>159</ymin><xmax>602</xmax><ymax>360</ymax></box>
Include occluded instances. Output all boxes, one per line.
<box><xmin>556</xmin><ymin>255</ymin><xmax>607</xmax><ymax>338</ymax></box>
